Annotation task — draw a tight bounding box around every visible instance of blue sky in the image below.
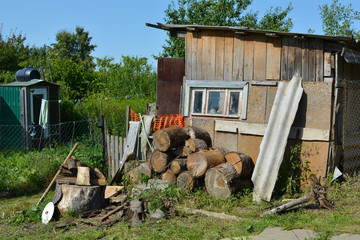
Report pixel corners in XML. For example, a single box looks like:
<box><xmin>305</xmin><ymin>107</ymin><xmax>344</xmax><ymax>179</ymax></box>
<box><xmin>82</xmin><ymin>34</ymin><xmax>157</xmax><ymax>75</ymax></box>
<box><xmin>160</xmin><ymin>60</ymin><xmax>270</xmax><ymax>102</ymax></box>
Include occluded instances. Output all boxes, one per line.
<box><xmin>1</xmin><ymin>0</ymin><xmax>359</xmax><ymax>67</ymax></box>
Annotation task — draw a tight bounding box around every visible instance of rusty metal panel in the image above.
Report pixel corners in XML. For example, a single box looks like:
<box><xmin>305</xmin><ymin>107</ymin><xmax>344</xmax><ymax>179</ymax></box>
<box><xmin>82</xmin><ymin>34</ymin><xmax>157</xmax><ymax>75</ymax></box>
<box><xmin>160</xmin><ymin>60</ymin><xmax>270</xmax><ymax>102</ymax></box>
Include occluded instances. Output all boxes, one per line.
<box><xmin>293</xmin><ymin>82</ymin><xmax>332</xmax><ymax>130</ymax></box>
<box><xmin>157</xmin><ymin>58</ymin><xmax>185</xmax><ymax>115</ymax></box>
<box><xmin>191</xmin><ymin>118</ymin><xmax>215</xmax><ymax>146</ymax></box>
<box><xmin>252</xmin><ymin>76</ymin><xmax>303</xmax><ymax>202</ymax></box>
<box><xmin>214</xmin><ymin>131</ymin><xmax>237</xmax><ymax>152</ymax></box>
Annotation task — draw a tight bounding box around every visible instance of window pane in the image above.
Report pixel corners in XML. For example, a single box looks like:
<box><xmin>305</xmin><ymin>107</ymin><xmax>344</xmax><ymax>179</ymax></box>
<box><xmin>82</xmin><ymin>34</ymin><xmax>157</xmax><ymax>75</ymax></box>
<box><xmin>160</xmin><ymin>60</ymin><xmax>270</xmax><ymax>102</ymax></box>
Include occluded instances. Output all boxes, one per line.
<box><xmin>229</xmin><ymin>92</ymin><xmax>240</xmax><ymax>115</ymax></box>
<box><xmin>207</xmin><ymin>91</ymin><xmax>225</xmax><ymax>114</ymax></box>
<box><xmin>193</xmin><ymin>91</ymin><xmax>203</xmax><ymax>113</ymax></box>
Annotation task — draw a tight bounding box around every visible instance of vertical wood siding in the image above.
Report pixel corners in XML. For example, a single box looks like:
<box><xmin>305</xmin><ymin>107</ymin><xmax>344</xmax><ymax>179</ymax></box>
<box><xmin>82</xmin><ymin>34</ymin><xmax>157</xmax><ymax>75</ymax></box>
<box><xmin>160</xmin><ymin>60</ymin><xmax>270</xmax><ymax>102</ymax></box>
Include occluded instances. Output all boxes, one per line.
<box><xmin>185</xmin><ymin>30</ymin><xmax>327</xmax><ymax>82</ymax></box>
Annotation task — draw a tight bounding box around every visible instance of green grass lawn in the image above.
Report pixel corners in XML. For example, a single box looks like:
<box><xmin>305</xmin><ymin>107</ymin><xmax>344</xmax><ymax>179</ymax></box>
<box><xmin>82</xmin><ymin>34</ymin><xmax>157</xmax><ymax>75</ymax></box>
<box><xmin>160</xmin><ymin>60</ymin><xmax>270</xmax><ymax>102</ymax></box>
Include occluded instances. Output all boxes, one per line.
<box><xmin>1</xmin><ymin>177</ymin><xmax>360</xmax><ymax>240</ymax></box>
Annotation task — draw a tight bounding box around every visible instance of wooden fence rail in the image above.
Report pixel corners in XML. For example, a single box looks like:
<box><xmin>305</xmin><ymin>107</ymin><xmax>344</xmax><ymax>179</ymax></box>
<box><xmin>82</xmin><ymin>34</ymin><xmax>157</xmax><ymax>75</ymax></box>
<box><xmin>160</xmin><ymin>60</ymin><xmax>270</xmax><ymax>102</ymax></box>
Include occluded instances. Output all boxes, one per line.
<box><xmin>106</xmin><ymin>132</ymin><xmax>126</xmax><ymax>178</ymax></box>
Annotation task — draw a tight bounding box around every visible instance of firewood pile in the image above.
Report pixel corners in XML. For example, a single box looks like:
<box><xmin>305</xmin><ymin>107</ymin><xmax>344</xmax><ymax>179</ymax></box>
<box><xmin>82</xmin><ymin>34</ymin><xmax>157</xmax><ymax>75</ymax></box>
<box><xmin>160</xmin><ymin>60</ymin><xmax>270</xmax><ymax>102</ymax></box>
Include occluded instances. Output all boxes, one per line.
<box><xmin>55</xmin><ymin>156</ymin><xmax>106</xmax><ymax>186</ymax></box>
<box><xmin>127</xmin><ymin>125</ymin><xmax>255</xmax><ymax>200</ymax></box>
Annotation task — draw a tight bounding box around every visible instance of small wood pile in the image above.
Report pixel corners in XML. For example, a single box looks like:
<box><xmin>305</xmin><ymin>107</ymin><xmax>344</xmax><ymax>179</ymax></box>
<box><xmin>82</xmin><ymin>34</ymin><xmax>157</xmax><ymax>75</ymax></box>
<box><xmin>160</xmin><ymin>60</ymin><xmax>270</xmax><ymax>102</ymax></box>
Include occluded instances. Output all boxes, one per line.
<box><xmin>132</xmin><ymin>125</ymin><xmax>255</xmax><ymax>199</ymax></box>
<box><xmin>80</xmin><ymin>195</ymin><xmax>175</xmax><ymax>226</ymax></box>
<box><xmin>54</xmin><ymin>156</ymin><xmax>107</xmax><ymax>214</ymax></box>
<box><xmin>56</xmin><ymin>156</ymin><xmax>106</xmax><ymax>186</ymax></box>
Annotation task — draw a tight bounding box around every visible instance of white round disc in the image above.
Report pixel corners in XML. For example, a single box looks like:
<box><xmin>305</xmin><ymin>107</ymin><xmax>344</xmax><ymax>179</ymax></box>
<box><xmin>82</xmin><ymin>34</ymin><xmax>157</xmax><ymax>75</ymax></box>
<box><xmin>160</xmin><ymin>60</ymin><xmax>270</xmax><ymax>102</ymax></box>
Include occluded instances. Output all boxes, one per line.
<box><xmin>41</xmin><ymin>202</ymin><xmax>55</xmax><ymax>224</ymax></box>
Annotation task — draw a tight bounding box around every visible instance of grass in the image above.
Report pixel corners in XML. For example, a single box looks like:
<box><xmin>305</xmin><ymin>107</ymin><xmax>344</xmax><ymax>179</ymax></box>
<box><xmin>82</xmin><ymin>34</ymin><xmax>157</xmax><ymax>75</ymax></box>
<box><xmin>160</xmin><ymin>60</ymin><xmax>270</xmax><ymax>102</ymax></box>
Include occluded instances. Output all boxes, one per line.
<box><xmin>1</xmin><ymin>176</ymin><xmax>360</xmax><ymax>240</ymax></box>
<box><xmin>0</xmin><ymin>138</ymin><xmax>104</xmax><ymax>197</ymax></box>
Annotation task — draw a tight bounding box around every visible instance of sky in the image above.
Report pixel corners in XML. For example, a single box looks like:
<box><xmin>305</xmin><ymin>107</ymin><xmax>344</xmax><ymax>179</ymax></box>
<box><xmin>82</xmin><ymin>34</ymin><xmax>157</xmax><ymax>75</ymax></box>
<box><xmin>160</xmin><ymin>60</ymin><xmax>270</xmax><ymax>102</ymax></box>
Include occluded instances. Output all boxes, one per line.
<box><xmin>1</xmin><ymin>0</ymin><xmax>359</xmax><ymax>67</ymax></box>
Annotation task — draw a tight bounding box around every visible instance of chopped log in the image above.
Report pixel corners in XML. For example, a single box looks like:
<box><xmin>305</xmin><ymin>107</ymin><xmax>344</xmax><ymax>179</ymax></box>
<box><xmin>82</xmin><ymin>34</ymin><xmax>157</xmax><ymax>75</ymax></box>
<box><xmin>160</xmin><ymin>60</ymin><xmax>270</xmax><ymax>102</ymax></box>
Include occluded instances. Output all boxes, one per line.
<box><xmin>187</xmin><ymin>149</ymin><xmax>225</xmax><ymax>178</ymax></box>
<box><xmin>185</xmin><ymin>139</ymin><xmax>196</xmax><ymax>152</ymax></box>
<box><xmin>105</xmin><ymin>186</ymin><xmax>124</xmax><ymax>199</ymax></box>
<box><xmin>76</xmin><ymin>166</ymin><xmax>91</xmax><ymax>186</ymax></box>
<box><xmin>177</xmin><ymin>171</ymin><xmax>194</xmax><ymax>190</ymax></box>
<box><xmin>127</xmin><ymin>162</ymin><xmax>152</xmax><ymax>183</ymax></box>
<box><xmin>94</xmin><ymin>168</ymin><xmax>106</xmax><ymax>180</ymax></box>
<box><xmin>161</xmin><ymin>169</ymin><xmax>177</xmax><ymax>185</ymax></box>
<box><xmin>57</xmin><ymin>184</ymin><xmax>105</xmax><ymax>214</ymax></box>
<box><xmin>183</xmin><ymin>126</ymin><xmax>212</xmax><ymax>147</ymax></box>
<box><xmin>205</xmin><ymin>162</ymin><xmax>248</xmax><ymax>199</ymax></box>
<box><xmin>150</xmin><ymin>150</ymin><xmax>174</xmax><ymax>173</ymax></box>
<box><xmin>186</xmin><ymin>138</ymin><xmax>208</xmax><ymax>152</ymax></box>
<box><xmin>170</xmin><ymin>158</ymin><xmax>187</xmax><ymax>175</ymax></box>
<box><xmin>211</xmin><ymin>147</ymin><xmax>231</xmax><ymax>157</ymax></box>
<box><xmin>224</xmin><ymin>152</ymin><xmax>254</xmax><ymax>178</ymax></box>
<box><xmin>174</xmin><ymin>145</ymin><xmax>191</xmax><ymax>157</ymax></box>
<box><xmin>153</xmin><ymin>126</ymin><xmax>189</xmax><ymax>152</ymax></box>
<box><xmin>56</xmin><ymin>176</ymin><xmax>106</xmax><ymax>186</ymax></box>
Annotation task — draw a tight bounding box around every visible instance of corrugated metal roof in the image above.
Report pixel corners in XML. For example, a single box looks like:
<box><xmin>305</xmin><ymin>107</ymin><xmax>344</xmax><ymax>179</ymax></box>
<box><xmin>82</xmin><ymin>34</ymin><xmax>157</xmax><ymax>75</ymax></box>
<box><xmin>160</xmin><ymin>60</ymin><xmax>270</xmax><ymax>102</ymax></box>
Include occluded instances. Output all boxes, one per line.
<box><xmin>0</xmin><ymin>79</ymin><xmax>60</xmax><ymax>87</ymax></box>
<box><xmin>251</xmin><ymin>76</ymin><xmax>303</xmax><ymax>202</ymax></box>
<box><xmin>147</xmin><ymin>22</ymin><xmax>359</xmax><ymax>45</ymax></box>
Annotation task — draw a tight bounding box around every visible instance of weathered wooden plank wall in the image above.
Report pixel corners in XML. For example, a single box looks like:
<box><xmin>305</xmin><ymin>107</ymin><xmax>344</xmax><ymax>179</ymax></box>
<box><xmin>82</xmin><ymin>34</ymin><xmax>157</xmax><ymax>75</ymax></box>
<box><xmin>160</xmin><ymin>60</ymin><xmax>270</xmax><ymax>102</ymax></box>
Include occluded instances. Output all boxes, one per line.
<box><xmin>185</xmin><ymin>30</ymin><xmax>332</xmax><ymax>82</ymax></box>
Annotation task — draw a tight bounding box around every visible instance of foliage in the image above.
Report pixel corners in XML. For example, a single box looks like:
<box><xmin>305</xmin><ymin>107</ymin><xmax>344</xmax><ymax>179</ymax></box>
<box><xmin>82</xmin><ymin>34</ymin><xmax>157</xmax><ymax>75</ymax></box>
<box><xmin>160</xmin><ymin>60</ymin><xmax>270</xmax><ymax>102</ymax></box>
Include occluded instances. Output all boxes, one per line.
<box><xmin>0</xmin><ymin>137</ymin><xmax>104</xmax><ymax>197</ymax></box>
<box><xmin>51</xmin><ymin>26</ymin><xmax>96</xmax><ymax>69</ymax></box>
<box><xmin>95</xmin><ymin>56</ymin><xmax>157</xmax><ymax>99</ymax></box>
<box><xmin>0</xmin><ymin>30</ymin><xmax>30</xmax><ymax>83</ymax></box>
<box><xmin>73</xmin><ymin>96</ymin><xmax>153</xmax><ymax>137</ymax></box>
<box><xmin>275</xmin><ymin>143</ymin><xmax>312</xmax><ymax>197</ymax></box>
<box><xmin>161</xmin><ymin>0</ymin><xmax>293</xmax><ymax>58</ymax></box>
<box><xmin>319</xmin><ymin>0</ymin><xmax>360</xmax><ymax>39</ymax></box>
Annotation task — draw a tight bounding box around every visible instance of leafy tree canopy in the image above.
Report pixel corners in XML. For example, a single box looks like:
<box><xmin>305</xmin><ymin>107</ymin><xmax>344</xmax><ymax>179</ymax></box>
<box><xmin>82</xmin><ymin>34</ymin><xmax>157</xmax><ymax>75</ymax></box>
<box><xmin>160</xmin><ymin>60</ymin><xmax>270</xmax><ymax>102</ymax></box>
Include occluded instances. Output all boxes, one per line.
<box><xmin>319</xmin><ymin>0</ymin><xmax>360</xmax><ymax>39</ymax></box>
<box><xmin>51</xmin><ymin>26</ymin><xmax>96</xmax><ymax>69</ymax></box>
<box><xmin>161</xmin><ymin>0</ymin><xmax>293</xmax><ymax>58</ymax></box>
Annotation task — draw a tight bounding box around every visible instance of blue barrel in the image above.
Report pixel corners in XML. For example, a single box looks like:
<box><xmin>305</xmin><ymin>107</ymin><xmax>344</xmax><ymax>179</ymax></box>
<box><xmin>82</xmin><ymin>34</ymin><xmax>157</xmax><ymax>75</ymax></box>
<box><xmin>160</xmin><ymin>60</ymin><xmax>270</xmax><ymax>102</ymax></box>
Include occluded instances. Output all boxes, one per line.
<box><xmin>15</xmin><ymin>68</ymin><xmax>40</xmax><ymax>82</ymax></box>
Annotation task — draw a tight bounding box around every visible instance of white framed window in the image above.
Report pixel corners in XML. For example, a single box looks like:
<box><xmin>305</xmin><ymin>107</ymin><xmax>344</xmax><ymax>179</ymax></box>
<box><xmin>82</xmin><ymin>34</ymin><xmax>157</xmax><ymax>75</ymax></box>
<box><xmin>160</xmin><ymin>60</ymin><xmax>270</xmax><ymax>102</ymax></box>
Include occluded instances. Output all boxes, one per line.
<box><xmin>184</xmin><ymin>80</ymin><xmax>248</xmax><ymax>119</ymax></box>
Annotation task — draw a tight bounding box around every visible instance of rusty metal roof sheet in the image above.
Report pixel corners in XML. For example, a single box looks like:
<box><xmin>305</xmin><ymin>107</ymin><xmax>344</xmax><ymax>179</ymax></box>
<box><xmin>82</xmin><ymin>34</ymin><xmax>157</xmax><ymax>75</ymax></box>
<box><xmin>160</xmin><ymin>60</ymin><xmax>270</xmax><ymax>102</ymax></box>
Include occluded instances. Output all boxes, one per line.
<box><xmin>251</xmin><ymin>76</ymin><xmax>303</xmax><ymax>202</ymax></box>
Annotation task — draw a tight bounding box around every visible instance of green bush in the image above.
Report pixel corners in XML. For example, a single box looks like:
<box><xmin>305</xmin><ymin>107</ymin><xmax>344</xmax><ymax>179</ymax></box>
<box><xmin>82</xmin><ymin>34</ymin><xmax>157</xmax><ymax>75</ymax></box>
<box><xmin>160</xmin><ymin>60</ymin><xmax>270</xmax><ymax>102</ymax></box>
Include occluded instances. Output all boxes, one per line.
<box><xmin>70</xmin><ymin>96</ymin><xmax>154</xmax><ymax>137</ymax></box>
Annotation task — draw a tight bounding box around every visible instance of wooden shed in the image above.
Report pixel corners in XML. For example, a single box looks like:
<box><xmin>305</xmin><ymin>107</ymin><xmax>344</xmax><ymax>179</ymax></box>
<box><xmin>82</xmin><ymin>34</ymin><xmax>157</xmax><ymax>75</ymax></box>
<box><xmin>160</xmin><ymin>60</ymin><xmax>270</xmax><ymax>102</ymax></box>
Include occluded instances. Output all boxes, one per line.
<box><xmin>0</xmin><ymin>71</ymin><xmax>60</xmax><ymax>149</ymax></box>
<box><xmin>148</xmin><ymin>23</ymin><xmax>360</xmax><ymax>180</ymax></box>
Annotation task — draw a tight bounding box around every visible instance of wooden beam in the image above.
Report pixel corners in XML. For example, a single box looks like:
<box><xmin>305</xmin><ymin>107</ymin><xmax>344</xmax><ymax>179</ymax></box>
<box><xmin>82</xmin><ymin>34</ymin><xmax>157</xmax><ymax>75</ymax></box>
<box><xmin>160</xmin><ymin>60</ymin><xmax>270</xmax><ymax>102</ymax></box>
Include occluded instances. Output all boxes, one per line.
<box><xmin>215</xmin><ymin>120</ymin><xmax>330</xmax><ymax>141</ymax></box>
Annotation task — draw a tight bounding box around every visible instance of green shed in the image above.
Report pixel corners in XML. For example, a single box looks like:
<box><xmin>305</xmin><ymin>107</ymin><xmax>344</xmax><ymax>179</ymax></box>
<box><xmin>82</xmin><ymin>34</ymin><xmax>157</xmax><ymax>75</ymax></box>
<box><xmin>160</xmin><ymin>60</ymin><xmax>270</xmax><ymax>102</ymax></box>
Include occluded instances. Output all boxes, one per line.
<box><xmin>0</xmin><ymin>75</ymin><xmax>60</xmax><ymax>149</ymax></box>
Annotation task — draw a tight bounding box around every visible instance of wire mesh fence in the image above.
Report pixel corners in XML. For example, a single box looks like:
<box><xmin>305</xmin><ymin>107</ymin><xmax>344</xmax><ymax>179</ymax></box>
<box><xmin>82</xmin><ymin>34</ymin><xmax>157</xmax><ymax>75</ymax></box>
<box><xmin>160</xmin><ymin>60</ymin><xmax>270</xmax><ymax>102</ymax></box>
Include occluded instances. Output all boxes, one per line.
<box><xmin>0</xmin><ymin>120</ymin><xmax>102</xmax><ymax>159</ymax></box>
<box><xmin>343</xmin><ymin>80</ymin><xmax>360</xmax><ymax>176</ymax></box>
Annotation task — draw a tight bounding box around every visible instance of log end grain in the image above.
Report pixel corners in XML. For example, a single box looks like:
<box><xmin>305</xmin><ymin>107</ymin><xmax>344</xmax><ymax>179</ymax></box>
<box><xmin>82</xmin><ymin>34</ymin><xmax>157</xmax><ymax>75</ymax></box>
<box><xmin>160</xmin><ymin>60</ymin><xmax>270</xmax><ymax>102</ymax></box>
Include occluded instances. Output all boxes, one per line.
<box><xmin>150</xmin><ymin>150</ymin><xmax>170</xmax><ymax>173</ymax></box>
<box><xmin>161</xmin><ymin>169</ymin><xmax>177</xmax><ymax>185</ymax></box>
<box><xmin>177</xmin><ymin>171</ymin><xmax>194</xmax><ymax>190</ymax></box>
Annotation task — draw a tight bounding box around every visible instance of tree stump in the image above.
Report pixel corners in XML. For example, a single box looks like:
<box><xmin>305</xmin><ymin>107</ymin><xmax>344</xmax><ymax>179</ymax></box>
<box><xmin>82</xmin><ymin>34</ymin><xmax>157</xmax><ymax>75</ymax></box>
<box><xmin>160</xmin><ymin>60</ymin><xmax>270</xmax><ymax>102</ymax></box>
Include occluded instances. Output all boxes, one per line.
<box><xmin>205</xmin><ymin>162</ymin><xmax>249</xmax><ymax>199</ymax></box>
<box><xmin>177</xmin><ymin>171</ymin><xmax>194</xmax><ymax>190</ymax></box>
<box><xmin>224</xmin><ymin>152</ymin><xmax>254</xmax><ymax>178</ymax></box>
<box><xmin>161</xmin><ymin>169</ymin><xmax>177</xmax><ymax>185</ymax></box>
<box><xmin>170</xmin><ymin>158</ymin><xmax>187</xmax><ymax>175</ymax></box>
<box><xmin>183</xmin><ymin>126</ymin><xmax>212</xmax><ymax>147</ymax></box>
<box><xmin>153</xmin><ymin>126</ymin><xmax>188</xmax><ymax>152</ymax></box>
<box><xmin>187</xmin><ymin>149</ymin><xmax>225</xmax><ymax>178</ymax></box>
<box><xmin>57</xmin><ymin>184</ymin><xmax>105</xmax><ymax>214</ymax></box>
<box><xmin>150</xmin><ymin>150</ymin><xmax>173</xmax><ymax>173</ymax></box>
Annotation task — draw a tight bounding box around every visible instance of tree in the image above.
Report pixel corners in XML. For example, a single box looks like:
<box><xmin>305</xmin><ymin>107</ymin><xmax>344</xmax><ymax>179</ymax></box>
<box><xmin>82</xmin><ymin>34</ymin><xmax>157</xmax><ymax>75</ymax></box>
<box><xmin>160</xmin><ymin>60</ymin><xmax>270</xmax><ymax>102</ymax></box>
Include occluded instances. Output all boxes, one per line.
<box><xmin>95</xmin><ymin>56</ymin><xmax>156</xmax><ymax>100</ymax></box>
<box><xmin>161</xmin><ymin>0</ymin><xmax>293</xmax><ymax>58</ymax></box>
<box><xmin>51</xmin><ymin>26</ymin><xmax>96</xmax><ymax>69</ymax></box>
<box><xmin>319</xmin><ymin>0</ymin><xmax>360</xmax><ymax>39</ymax></box>
<box><xmin>0</xmin><ymin>29</ymin><xmax>30</xmax><ymax>83</ymax></box>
